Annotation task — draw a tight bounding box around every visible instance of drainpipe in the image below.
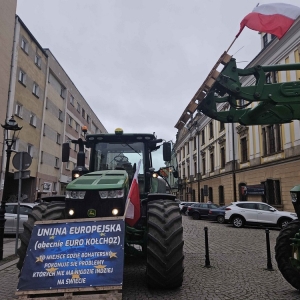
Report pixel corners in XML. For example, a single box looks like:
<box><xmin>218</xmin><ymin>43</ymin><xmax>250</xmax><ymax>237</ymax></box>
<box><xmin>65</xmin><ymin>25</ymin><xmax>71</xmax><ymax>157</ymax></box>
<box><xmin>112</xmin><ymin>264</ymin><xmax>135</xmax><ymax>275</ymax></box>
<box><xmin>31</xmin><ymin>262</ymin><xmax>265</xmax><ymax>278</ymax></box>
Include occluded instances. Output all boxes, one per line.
<box><xmin>232</xmin><ymin>123</ymin><xmax>237</xmax><ymax>202</ymax></box>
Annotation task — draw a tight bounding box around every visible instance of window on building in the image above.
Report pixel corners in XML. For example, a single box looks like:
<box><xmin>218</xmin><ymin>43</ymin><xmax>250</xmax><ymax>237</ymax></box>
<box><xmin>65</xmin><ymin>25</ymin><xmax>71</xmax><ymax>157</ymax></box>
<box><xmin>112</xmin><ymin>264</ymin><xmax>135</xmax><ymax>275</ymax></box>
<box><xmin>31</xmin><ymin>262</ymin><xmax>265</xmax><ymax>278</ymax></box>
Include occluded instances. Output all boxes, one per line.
<box><xmin>35</xmin><ymin>54</ymin><xmax>41</xmax><ymax>68</ymax></box>
<box><xmin>182</xmin><ymin>146</ymin><xmax>185</xmax><ymax>158</ymax></box>
<box><xmin>263</xmin><ymin>179</ymin><xmax>281</xmax><ymax>205</ymax></box>
<box><xmin>266</xmin><ymin>73</ymin><xmax>271</xmax><ymax>84</ymax></box>
<box><xmin>56</xmin><ymin>133</ymin><xmax>61</xmax><ymax>144</ymax></box>
<box><xmin>75</xmin><ymin>122</ymin><xmax>79</xmax><ymax>132</ymax></box>
<box><xmin>187</xmin><ymin>143</ymin><xmax>189</xmax><ymax>155</ymax></box>
<box><xmin>263</xmin><ymin>34</ymin><xmax>268</xmax><ymax>47</ymax></box>
<box><xmin>220</xmin><ymin>121</ymin><xmax>225</xmax><ymax>131</ymax></box>
<box><xmin>193</xmin><ymin>136</ymin><xmax>197</xmax><ymax>150</ymax></box>
<box><xmin>74</xmin><ymin>143</ymin><xmax>77</xmax><ymax>152</ymax></box>
<box><xmin>87</xmin><ymin>115</ymin><xmax>90</xmax><ymax>124</ymax></box>
<box><xmin>82</xmin><ymin>108</ymin><xmax>85</xmax><ymax>119</ymax></box>
<box><xmin>60</xmin><ymin>87</ymin><xmax>65</xmax><ymax>99</ymax></box>
<box><xmin>202</xmin><ymin>156</ymin><xmax>206</xmax><ymax>175</ymax></box>
<box><xmin>43</xmin><ymin>124</ymin><xmax>46</xmax><ymax>136</ymax></box>
<box><xmin>220</xmin><ymin>147</ymin><xmax>225</xmax><ymax>168</ymax></box>
<box><xmin>262</xmin><ymin>124</ymin><xmax>282</xmax><ymax>156</ymax></box>
<box><xmin>32</xmin><ymin>83</ymin><xmax>39</xmax><ymax>97</ymax></box>
<box><xmin>30</xmin><ymin>113</ymin><xmax>37</xmax><ymax>127</ymax></box>
<box><xmin>21</xmin><ymin>38</ymin><xmax>28</xmax><ymax>53</ymax></box>
<box><xmin>55</xmin><ymin>157</ymin><xmax>59</xmax><ymax>168</ymax></box>
<box><xmin>209</xmin><ymin>122</ymin><xmax>213</xmax><ymax>139</ymax></box>
<box><xmin>66</xmin><ymin>161</ymin><xmax>70</xmax><ymax>170</ymax></box>
<box><xmin>77</xmin><ymin>102</ymin><xmax>81</xmax><ymax>112</ymax></box>
<box><xmin>201</xmin><ymin>130</ymin><xmax>205</xmax><ymax>145</ymax></box>
<box><xmin>194</xmin><ymin>161</ymin><xmax>197</xmax><ymax>176</ymax></box>
<box><xmin>187</xmin><ymin>165</ymin><xmax>190</xmax><ymax>178</ymax></box>
<box><xmin>53</xmin><ymin>182</ymin><xmax>57</xmax><ymax>193</ymax></box>
<box><xmin>27</xmin><ymin>144</ymin><xmax>33</xmax><ymax>157</ymax></box>
<box><xmin>18</xmin><ymin>70</ymin><xmax>26</xmax><ymax>85</ymax></box>
<box><xmin>58</xmin><ymin>110</ymin><xmax>63</xmax><ymax>121</ymax></box>
<box><xmin>210</xmin><ymin>152</ymin><xmax>214</xmax><ymax>172</ymax></box>
<box><xmin>11</xmin><ymin>139</ymin><xmax>19</xmax><ymax>151</ymax></box>
<box><xmin>272</xmin><ymin>71</ymin><xmax>278</xmax><ymax>83</ymax></box>
<box><xmin>240</xmin><ymin>137</ymin><xmax>248</xmax><ymax>163</ymax></box>
<box><xmin>15</xmin><ymin>103</ymin><xmax>23</xmax><ymax>118</ymax></box>
<box><xmin>40</xmin><ymin>151</ymin><xmax>43</xmax><ymax>163</ymax></box>
<box><xmin>69</xmin><ymin>94</ymin><xmax>74</xmax><ymax>106</ymax></box>
<box><xmin>68</xmin><ymin>115</ymin><xmax>73</xmax><ymax>127</ymax></box>
<box><xmin>271</xmin><ymin>34</ymin><xmax>276</xmax><ymax>40</ymax></box>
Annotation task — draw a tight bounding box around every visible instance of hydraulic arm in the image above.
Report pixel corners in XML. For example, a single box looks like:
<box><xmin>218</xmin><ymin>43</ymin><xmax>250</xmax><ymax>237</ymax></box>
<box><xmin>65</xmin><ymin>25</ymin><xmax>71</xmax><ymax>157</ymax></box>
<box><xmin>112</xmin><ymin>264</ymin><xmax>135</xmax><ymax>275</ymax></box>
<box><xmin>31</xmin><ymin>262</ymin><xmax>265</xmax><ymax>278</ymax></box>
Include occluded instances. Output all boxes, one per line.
<box><xmin>197</xmin><ymin>58</ymin><xmax>300</xmax><ymax>125</ymax></box>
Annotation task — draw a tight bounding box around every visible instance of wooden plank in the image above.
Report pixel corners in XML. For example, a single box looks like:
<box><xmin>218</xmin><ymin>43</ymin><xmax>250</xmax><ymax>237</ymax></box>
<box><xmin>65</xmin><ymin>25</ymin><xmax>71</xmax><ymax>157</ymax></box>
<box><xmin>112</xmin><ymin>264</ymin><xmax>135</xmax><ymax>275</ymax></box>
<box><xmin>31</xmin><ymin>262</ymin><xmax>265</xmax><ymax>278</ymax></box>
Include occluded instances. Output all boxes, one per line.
<box><xmin>174</xmin><ymin>51</ymin><xmax>232</xmax><ymax>129</ymax></box>
<box><xmin>17</xmin><ymin>289</ymin><xmax>122</xmax><ymax>300</ymax></box>
<box><xmin>186</xmin><ymin>101</ymin><xmax>198</xmax><ymax>113</ymax></box>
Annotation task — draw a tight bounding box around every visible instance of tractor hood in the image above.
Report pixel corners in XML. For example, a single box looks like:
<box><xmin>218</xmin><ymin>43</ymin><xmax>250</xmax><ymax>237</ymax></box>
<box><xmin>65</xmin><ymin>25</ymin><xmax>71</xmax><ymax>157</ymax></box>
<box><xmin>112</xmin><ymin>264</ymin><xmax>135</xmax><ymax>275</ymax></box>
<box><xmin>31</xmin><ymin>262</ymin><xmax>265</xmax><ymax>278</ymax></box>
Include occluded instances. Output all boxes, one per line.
<box><xmin>66</xmin><ymin>170</ymin><xmax>128</xmax><ymax>190</ymax></box>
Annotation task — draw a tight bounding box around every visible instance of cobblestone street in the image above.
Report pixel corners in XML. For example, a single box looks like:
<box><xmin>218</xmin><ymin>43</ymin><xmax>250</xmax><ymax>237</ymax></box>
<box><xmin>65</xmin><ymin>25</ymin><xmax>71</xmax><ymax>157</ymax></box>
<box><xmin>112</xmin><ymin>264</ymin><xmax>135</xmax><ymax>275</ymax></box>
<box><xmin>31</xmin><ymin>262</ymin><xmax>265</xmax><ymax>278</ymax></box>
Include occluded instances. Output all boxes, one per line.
<box><xmin>1</xmin><ymin>216</ymin><xmax>300</xmax><ymax>299</ymax></box>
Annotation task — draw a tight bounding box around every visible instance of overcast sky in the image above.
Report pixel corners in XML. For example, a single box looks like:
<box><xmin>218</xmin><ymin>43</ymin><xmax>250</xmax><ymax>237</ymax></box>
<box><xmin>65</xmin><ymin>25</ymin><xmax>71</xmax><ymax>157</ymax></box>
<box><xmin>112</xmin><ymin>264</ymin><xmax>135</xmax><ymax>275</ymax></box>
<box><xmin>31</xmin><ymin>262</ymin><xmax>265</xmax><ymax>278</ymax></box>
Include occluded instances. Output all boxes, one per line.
<box><xmin>16</xmin><ymin>0</ymin><xmax>300</xmax><ymax>143</ymax></box>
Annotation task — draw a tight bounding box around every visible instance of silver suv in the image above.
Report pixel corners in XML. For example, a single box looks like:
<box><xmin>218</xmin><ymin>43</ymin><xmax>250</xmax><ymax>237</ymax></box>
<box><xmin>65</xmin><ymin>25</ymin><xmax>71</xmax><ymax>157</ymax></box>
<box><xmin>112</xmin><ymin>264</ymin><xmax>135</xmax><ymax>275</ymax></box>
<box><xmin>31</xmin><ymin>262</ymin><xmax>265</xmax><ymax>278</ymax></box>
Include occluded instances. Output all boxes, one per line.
<box><xmin>225</xmin><ymin>201</ymin><xmax>297</xmax><ymax>229</ymax></box>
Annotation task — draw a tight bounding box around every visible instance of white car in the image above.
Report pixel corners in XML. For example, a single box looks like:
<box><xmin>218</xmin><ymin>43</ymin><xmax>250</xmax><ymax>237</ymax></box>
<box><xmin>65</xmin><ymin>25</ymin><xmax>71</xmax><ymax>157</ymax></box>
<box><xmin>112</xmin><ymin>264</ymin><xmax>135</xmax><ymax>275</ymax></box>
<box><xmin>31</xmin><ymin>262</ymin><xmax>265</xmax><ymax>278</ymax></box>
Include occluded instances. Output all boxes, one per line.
<box><xmin>4</xmin><ymin>203</ymin><xmax>37</xmax><ymax>234</ymax></box>
<box><xmin>225</xmin><ymin>201</ymin><xmax>297</xmax><ymax>229</ymax></box>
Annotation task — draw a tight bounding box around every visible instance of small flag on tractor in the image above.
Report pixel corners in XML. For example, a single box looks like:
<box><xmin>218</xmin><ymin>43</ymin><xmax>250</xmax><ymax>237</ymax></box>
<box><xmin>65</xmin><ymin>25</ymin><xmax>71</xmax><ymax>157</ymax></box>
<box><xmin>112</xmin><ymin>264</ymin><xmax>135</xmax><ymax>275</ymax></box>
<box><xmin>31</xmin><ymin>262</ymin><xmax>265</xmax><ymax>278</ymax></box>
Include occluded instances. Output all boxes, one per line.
<box><xmin>125</xmin><ymin>160</ymin><xmax>141</xmax><ymax>227</ymax></box>
<box><xmin>236</xmin><ymin>3</ymin><xmax>300</xmax><ymax>39</ymax></box>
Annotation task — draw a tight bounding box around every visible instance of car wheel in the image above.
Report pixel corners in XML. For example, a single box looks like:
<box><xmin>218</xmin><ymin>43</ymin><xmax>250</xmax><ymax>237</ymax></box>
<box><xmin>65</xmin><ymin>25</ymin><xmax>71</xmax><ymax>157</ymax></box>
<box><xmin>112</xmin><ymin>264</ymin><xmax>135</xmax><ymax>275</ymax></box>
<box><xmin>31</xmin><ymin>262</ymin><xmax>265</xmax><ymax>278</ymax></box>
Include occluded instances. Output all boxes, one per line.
<box><xmin>192</xmin><ymin>213</ymin><xmax>200</xmax><ymax>220</ymax></box>
<box><xmin>232</xmin><ymin>216</ymin><xmax>244</xmax><ymax>228</ymax></box>
<box><xmin>217</xmin><ymin>215</ymin><xmax>225</xmax><ymax>224</ymax></box>
<box><xmin>275</xmin><ymin>220</ymin><xmax>300</xmax><ymax>290</ymax></box>
<box><xmin>279</xmin><ymin>218</ymin><xmax>291</xmax><ymax>229</ymax></box>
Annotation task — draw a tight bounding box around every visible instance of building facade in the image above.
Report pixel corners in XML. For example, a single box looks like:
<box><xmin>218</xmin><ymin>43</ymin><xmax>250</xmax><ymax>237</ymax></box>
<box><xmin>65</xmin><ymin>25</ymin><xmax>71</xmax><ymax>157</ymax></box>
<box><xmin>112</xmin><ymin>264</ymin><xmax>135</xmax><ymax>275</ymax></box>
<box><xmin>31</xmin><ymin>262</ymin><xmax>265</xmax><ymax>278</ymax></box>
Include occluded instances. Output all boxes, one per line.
<box><xmin>0</xmin><ymin>0</ymin><xmax>17</xmax><ymax>200</ymax></box>
<box><xmin>1</xmin><ymin>15</ymin><xmax>107</xmax><ymax>202</ymax></box>
<box><xmin>174</xmin><ymin>19</ymin><xmax>300</xmax><ymax>212</ymax></box>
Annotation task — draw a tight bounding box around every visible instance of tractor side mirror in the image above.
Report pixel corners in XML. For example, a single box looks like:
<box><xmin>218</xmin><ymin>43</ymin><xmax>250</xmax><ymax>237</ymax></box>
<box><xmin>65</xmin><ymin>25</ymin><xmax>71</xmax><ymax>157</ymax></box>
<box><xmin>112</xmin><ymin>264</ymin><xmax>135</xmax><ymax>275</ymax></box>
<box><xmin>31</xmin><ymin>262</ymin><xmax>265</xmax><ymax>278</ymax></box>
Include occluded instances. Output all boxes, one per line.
<box><xmin>62</xmin><ymin>142</ymin><xmax>70</xmax><ymax>162</ymax></box>
<box><xmin>163</xmin><ymin>142</ymin><xmax>171</xmax><ymax>162</ymax></box>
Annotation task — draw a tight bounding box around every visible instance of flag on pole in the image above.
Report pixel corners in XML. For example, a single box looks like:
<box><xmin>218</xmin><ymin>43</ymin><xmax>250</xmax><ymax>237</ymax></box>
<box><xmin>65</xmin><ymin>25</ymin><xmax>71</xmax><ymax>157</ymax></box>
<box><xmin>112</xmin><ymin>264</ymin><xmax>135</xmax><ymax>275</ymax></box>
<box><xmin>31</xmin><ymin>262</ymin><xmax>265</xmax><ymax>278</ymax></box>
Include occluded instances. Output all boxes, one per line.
<box><xmin>236</xmin><ymin>3</ymin><xmax>300</xmax><ymax>39</ymax></box>
<box><xmin>125</xmin><ymin>160</ymin><xmax>141</xmax><ymax>227</ymax></box>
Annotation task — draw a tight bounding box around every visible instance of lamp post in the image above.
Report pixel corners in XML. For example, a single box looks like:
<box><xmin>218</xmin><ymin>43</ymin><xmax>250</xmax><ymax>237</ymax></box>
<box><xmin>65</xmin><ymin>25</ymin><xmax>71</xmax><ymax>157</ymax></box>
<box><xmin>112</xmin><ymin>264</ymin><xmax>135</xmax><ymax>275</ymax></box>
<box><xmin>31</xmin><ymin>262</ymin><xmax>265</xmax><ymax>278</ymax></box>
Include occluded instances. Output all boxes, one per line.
<box><xmin>0</xmin><ymin>116</ymin><xmax>22</xmax><ymax>260</ymax></box>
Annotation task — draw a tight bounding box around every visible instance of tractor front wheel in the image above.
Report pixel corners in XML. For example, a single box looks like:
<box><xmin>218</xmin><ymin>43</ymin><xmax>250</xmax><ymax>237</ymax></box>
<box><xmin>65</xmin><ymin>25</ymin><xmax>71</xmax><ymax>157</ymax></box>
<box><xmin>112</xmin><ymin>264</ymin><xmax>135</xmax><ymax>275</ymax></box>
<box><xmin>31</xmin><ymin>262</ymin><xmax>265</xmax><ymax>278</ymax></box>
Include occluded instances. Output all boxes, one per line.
<box><xmin>275</xmin><ymin>220</ymin><xmax>300</xmax><ymax>290</ymax></box>
<box><xmin>17</xmin><ymin>201</ymin><xmax>66</xmax><ymax>271</ymax></box>
<box><xmin>146</xmin><ymin>200</ymin><xmax>184</xmax><ymax>289</ymax></box>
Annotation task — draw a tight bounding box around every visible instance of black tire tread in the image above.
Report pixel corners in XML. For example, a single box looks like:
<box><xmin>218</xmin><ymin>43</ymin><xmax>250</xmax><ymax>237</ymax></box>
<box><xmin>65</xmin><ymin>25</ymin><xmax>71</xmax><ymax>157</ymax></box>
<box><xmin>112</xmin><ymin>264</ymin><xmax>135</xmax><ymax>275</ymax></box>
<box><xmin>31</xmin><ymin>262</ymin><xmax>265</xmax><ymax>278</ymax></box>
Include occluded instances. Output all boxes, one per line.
<box><xmin>146</xmin><ymin>200</ymin><xmax>184</xmax><ymax>289</ymax></box>
<box><xmin>16</xmin><ymin>201</ymin><xmax>65</xmax><ymax>270</ymax></box>
<box><xmin>275</xmin><ymin>220</ymin><xmax>300</xmax><ymax>290</ymax></box>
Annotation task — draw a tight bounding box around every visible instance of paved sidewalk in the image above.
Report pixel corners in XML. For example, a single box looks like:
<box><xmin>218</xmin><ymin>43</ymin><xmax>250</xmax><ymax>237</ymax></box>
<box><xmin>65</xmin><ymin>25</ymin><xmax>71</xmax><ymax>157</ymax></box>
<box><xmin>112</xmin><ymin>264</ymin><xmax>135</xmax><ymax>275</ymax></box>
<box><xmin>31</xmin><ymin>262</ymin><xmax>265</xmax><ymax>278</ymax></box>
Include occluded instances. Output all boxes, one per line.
<box><xmin>0</xmin><ymin>238</ymin><xmax>19</xmax><ymax>271</ymax></box>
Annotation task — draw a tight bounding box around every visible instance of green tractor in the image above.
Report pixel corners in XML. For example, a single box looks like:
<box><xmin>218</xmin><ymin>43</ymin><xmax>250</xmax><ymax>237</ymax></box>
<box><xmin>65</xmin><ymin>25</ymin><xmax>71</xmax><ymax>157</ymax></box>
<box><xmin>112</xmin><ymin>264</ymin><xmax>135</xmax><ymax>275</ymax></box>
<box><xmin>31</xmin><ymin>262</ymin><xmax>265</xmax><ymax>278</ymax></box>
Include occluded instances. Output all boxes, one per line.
<box><xmin>17</xmin><ymin>128</ymin><xmax>184</xmax><ymax>289</ymax></box>
<box><xmin>184</xmin><ymin>52</ymin><xmax>300</xmax><ymax>290</ymax></box>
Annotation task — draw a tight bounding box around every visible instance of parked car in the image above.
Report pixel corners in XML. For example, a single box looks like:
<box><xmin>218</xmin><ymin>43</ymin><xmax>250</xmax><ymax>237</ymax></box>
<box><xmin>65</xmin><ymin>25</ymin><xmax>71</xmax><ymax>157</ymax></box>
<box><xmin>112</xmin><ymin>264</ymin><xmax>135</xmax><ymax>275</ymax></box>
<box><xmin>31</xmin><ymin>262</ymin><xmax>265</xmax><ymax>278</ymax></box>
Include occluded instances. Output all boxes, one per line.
<box><xmin>225</xmin><ymin>201</ymin><xmax>297</xmax><ymax>229</ymax></box>
<box><xmin>208</xmin><ymin>206</ymin><xmax>227</xmax><ymax>223</ymax></box>
<box><xmin>187</xmin><ymin>203</ymin><xmax>219</xmax><ymax>220</ymax></box>
<box><xmin>180</xmin><ymin>202</ymin><xmax>198</xmax><ymax>214</ymax></box>
<box><xmin>4</xmin><ymin>203</ymin><xmax>37</xmax><ymax>234</ymax></box>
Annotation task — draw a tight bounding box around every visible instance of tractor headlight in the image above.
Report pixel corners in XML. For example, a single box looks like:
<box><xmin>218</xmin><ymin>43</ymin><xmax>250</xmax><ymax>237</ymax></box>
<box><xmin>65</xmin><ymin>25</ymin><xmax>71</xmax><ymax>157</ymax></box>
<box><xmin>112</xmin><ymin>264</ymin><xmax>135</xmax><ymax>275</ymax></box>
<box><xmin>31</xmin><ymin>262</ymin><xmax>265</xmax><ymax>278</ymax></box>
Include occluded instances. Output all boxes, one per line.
<box><xmin>112</xmin><ymin>208</ymin><xmax>119</xmax><ymax>215</ymax></box>
<box><xmin>66</xmin><ymin>191</ymin><xmax>86</xmax><ymax>199</ymax></box>
<box><xmin>99</xmin><ymin>189</ymin><xmax>124</xmax><ymax>199</ymax></box>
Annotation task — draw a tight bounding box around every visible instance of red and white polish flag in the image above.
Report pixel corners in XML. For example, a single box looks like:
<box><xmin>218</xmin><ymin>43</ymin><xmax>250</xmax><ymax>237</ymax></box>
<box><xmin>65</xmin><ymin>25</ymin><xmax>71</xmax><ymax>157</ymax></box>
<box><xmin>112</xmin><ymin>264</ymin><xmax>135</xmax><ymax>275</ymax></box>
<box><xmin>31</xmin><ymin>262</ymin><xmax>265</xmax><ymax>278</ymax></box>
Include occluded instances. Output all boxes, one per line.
<box><xmin>236</xmin><ymin>3</ymin><xmax>300</xmax><ymax>39</ymax></box>
<box><xmin>125</xmin><ymin>160</ymin><xmax>141</xmax><ymax>227</ymax></box>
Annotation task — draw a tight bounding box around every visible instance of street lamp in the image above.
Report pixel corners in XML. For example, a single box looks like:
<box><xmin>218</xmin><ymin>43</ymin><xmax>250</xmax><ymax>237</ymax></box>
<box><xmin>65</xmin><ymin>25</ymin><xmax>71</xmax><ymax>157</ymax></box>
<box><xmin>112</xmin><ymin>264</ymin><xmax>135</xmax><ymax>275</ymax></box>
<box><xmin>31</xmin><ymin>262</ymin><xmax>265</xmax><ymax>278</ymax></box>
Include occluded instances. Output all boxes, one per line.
<box><xmin>0</xmin><ymin>116</ymin><xmax>22</xmax><ymax>260</ymax></box>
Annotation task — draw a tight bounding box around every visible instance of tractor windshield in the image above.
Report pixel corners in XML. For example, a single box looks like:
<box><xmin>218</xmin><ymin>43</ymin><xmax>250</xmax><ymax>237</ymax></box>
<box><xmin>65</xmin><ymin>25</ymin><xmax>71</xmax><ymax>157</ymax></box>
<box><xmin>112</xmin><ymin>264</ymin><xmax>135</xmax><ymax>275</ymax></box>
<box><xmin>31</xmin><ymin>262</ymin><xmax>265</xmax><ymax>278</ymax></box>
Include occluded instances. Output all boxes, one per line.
<box><xmin>92</xmin><ymin>141</ymin><xmax>144</xmax><ymax>178</ymax></box>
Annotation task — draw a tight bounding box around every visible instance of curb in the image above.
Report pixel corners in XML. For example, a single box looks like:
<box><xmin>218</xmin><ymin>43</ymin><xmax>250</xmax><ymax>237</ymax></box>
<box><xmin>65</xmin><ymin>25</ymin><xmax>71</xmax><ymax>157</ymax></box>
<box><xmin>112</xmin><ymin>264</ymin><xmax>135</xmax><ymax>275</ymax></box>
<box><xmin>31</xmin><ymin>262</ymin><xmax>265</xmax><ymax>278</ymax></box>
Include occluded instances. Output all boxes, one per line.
<box><xmin>0</xmin><ymin>258</ymin><xmax>19</xmax><ymax>271</ymax></box>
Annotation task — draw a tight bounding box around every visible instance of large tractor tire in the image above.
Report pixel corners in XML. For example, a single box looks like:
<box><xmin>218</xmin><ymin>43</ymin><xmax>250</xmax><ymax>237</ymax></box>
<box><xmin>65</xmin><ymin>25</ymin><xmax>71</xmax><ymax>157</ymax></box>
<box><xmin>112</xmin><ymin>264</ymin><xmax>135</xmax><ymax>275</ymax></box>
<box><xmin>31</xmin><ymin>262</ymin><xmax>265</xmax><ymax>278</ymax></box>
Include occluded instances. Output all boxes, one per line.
<box><xmin>17</xmin><ymin>201</ymin><xmax>66</xmax><ymax>271</ymax></box>
<box><xmin>275</xmin><ymin>220</ymin><xmax>300</xmax><ymax>290</ymax></box>
<box><xmin>146</xmin><ymin>200</ymin><xmax>184</xmax><ymax>289</ymax></box>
